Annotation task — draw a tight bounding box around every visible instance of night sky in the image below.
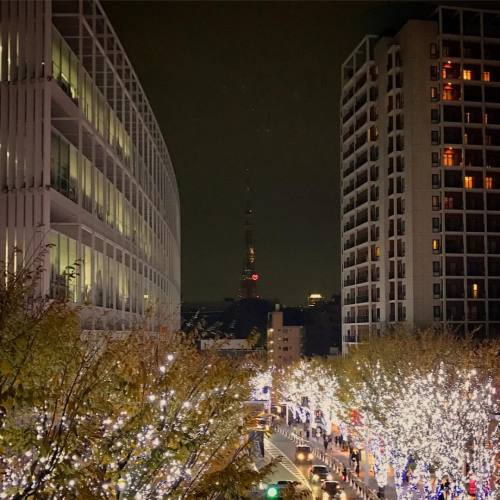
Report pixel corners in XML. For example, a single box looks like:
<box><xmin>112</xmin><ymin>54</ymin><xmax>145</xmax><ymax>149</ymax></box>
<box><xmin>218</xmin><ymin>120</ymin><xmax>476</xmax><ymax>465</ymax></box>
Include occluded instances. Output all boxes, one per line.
<box><xmin>102</xmin><ymin>1</ymin><xmax>466</xmax><ymax>306</ymax></box>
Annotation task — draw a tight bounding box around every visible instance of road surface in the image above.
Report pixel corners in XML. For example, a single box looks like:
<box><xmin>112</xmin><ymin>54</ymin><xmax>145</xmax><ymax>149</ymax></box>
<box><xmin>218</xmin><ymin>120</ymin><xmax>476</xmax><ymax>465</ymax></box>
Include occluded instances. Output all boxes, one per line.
<box><xmin>254</xmin><ymin>430</ymin><xmax>361</xmax><ymax>499</ymax></box>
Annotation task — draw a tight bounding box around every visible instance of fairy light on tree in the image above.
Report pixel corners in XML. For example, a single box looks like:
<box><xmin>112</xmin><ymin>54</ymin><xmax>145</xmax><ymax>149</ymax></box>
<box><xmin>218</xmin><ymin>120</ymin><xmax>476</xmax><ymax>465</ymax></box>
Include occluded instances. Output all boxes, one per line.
<box><xmin>0</xmin><ymin>252</ymin><xmax>275</xmax><ymax>499</ymax></box>
<box><xmin>276</xmin><ymin>330</ymin><xmax>499</xmax><ymax>500</ymax></box>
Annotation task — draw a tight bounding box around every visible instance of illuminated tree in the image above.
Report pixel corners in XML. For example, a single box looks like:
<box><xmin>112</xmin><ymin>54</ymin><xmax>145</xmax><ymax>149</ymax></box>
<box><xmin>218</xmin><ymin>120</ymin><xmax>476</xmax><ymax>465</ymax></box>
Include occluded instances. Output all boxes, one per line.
<box><xmin>0</xmin><ymin>252</ymin><xmax>274</xmax><ymax>499</ymax></box>
<box><xmin>278</xmin><ymin>328</ymin><xmax>499</xmax><ymax>500</ymax></box>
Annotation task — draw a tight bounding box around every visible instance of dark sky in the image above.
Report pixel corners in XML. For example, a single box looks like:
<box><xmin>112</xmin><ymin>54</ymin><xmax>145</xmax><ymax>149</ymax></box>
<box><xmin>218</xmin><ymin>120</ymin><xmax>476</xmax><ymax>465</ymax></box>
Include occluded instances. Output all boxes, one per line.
<box><xmin>101</xmin><ymin>1</ymin><xmax>458</xmax><ymax>306</ymax></box>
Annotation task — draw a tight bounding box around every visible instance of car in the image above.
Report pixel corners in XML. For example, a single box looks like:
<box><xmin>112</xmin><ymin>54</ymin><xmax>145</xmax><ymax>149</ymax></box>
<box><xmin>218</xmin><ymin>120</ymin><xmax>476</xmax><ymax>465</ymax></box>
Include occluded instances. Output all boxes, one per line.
<box><xmin>295</xmin><ymin>444</ymin><xmax>314</xmax><ymax>463</ymax></box>
<box><xmin>309</xmin><ymin>464</ymin><xmax>333</xmax><ymax>483</ymax></box>
<box><xmin>321</xmin><ymin>480</ymin><xmax>343</xmax><ymax>499</ymax></box>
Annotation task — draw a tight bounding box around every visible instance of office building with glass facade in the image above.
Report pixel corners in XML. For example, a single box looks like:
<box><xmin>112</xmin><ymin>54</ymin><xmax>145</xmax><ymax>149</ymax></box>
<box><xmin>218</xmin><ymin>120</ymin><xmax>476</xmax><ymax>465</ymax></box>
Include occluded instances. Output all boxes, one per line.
<box><xmin>0</xmin><ymin>0</ymin><xmax>181</xmax><ymax>332</ymax></box>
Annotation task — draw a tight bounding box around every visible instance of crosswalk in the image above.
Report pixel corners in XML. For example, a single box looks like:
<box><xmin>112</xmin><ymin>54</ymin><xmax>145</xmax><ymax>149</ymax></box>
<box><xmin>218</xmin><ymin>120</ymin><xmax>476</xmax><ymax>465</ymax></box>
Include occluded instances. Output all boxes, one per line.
<box><xmin>264</xmin><ymin>437</ymin><xmax>312</xmax><ymax>491</ymax></box>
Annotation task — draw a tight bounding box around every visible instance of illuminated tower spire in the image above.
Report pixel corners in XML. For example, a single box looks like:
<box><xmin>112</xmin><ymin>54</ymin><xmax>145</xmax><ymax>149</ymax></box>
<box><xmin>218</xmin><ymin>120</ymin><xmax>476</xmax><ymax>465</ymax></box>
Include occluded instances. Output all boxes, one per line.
<box><xmin>240</xmin><ymin>169</ymin><xmax>259</xmax><ymax>299</ymax></box>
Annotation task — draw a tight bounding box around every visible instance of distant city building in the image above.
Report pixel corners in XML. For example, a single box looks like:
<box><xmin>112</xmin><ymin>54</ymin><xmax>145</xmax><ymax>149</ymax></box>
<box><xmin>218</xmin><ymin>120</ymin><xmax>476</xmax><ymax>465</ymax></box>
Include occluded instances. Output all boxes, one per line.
<box><xmin>0</xmin><ymin>0</ymin><xmax>181</xmax><ymax>332</ymax></box>
<box><xmin>341</xmin><ymin>6</ymin><xmax>500</xmax><ymax>351</ymax></box>
<box><xmin>199</xmin><ymin>338</ymin><xmax>263</xmax><ymax>358</ymax></box>
<box><xmin>307</xmin><ymin>293</ymin><xmax>325</xmax><ymax>307</ymax></box>
<box><xmin>182</xmin><ymin>299</ymin><xmax>235</xmax><ymax>334</ymax></box>
<box><xmin>267</xmin><ymin>307</ymin><xmax>303</xmax><ymax>368</ymax></box>
<box><xmin>303</xmin><ymin>295</ymin><xmax>342</xmax><ymax>357</ymax></box>
<box><xmin>182</xmin><ymin>298</ymin><xmax>272</xmax><ymax>343</ymax></box>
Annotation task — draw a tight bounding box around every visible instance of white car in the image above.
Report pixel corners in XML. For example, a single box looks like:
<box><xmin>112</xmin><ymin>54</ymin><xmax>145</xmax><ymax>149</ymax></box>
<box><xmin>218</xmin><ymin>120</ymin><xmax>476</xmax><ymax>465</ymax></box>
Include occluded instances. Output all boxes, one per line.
<box><xmin>309</xmin><ymin>464</ymin><xmax>333</xmax><ymax>483</ymax></box>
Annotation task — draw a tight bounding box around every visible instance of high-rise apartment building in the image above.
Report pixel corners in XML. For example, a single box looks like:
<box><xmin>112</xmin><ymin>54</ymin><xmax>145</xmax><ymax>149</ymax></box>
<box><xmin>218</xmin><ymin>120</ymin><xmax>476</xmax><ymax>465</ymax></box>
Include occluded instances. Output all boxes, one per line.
<box><xmin>341</xmin><ymin>6</ymin><xmax>500</xmax><ymax>350</ymax></box>
<box><xmin>0</xmin><ymin>0</ymin><xmax>181</xmax><ymax>331</ymax></box>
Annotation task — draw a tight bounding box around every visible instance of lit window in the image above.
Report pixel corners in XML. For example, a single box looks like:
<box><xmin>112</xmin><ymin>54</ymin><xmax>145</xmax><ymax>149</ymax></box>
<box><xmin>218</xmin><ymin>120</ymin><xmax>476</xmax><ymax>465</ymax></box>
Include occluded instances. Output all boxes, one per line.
<box><xmin>483</xmin><ymin>71</ymin><xmax>490</xmax><ymax>82</ymax></box>
<box><xmin>472</xmin><ymin>283</ymin><xmax>479</xmax><ymax>299</ymax></box>
<box><xmin>485</xmin><ymin>176</ymin><xmax>493</xmax><ymax>189</ymax></box>
<box><xmin>432</xmin><ymin>196</ymin><xmax>441</xmax><ymax>210</ymax></box>
<box><xmin>443</xmin><ymin>83</ymin><xmax>455</xmax><ymax>101</ymax></box>
<box><xmin>464</xmin><ymin>176</ymin><xmax>473</xmax><ymax>189</ymax></box>
<box><xmin>463</xmin><ymin>69</ymin><xmax>472</xmax><ymax>80</ymax></box>
<box><xmin>464</xmin><ymin>133</ymin><xmax>468</xmax><ymax>145</ymax></box>
<box><xmin>442</xmin><ymin>61</ymin><xmax>452</xmax><ymax>80</ymax></box>
<box><xmin>443</xmin><ymin>148</ymin><xmax>455</xmax><ymax>166</ymax></box>
<box><xmin>432</xmin><ymin>239</ymin><xmax>440</xmax><ymax>253</ymax></box>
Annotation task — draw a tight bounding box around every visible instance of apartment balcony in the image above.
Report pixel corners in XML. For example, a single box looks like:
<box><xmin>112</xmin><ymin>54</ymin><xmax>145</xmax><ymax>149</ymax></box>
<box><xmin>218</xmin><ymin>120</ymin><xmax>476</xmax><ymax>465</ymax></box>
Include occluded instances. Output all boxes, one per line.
<box><xmin>356</xmin><ymin>253</ymin><xmax>368</xmax><ymax>265</ymax></box>
<box><xmin>357</xmin><ymin>313</ymin><xmax>369</xmax><ymax>323</ymax></box>
<box><xmin>344</xmin><ymin>277</ymin><xmax>356</xmax><ymax>287</ymax></box>
<box><xmin>355</xmin><ymin>74</ymin><xmax>367</xmax><ymax>93</ymax></box>
<box><xmin>343</xmin><ymin>163</ymin><xmax>355</xmax><ymax>178</ymax></box>
<box><xmin>343</xmin><ymin>183</ymin><xmax>355</xmax><ymax>196</ymax></box>
<box><xmin>356</xmin><ymin>192</ymin><xmax>368</xmax><ymax>207</ymax></box>
<box><xmin>356</xmin><ymin>152</ymin><xmax>368</xmax><ymax>170</ymax></box>
<box><xmin>357</xmin><ymin>273</ymin><xmax>369</xmax><ymax>285</ymax></box>
<box><xmin>344</xmin><ymin>240</ymin><xmax>356</xmax><ymax>251</ymax></box>
<box><xmin>355</xmin><ymin>94</ymin><xmax>368</xmax><ymax>112</ymax></box>
<box><xmin>344</xmin><ymin>296</ymin><xmax>356</xmax><ymax>305</ymax></box>
<box><xmin>355</xmin><ymin>113</ymin><xmax>368</xmax><ymax>130</ymax></box>
<box><xmin>344</xmin><ymin>220</ymin><xmax>355</xmax><ymax>232</ymax></box>
<box><xmin>356</xmin><ymin>174</ymin><xmax>368</xmax><ymax>188</ymax></box>
<box><xmin>344</xmin><ymin>257</ymin><xmax>355</xmax><ymax>268</ymax></box>
<box><xmin>343</xmin><ymin>144</ymin><xmax>355</xmax><ymax>160</ymax></box>
<box><xmin>357</xmin><ymin>293</ymin><xmax>369</xmax><ymax>304</ymax></box>
<box><xmin>356</xmin><ymin>234</ymin><xmax>369</xmax><ymax>246</ymax></box>
<box><xmin>342</xmin><ymin>108</ymin><xmax>354</xmax><ymax>124</ymax></box>
<box><xmin>355</xmin><ymin>133</ymin><xmax>368</xmax><ymax>150</ymax></box>
<box><xmin>344</xmin><ymin>199</ymin><xmax>355</xmax><ymax>214</ymax></box>
<box><xmin>356</xmin><ymin>215</ymin><xmax>368</xmax><ymax>228</ymax></box>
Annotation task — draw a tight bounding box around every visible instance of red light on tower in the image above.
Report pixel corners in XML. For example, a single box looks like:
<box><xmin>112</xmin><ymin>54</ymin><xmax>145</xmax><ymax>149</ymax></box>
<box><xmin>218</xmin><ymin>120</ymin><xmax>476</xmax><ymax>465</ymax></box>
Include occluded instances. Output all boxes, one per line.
<box><xmin>251</xmin><ymin>273</ymin><xmax>259</xmax><ymax>281</ymax></box>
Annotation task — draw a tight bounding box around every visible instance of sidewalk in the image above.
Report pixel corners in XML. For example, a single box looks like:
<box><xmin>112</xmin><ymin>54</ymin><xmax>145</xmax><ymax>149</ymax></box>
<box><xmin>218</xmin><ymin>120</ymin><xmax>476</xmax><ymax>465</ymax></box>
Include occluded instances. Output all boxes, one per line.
<box><xmin>279</xmin><ymin>425</ymin><xmax>400</xmax><ymax>500</ymax></box>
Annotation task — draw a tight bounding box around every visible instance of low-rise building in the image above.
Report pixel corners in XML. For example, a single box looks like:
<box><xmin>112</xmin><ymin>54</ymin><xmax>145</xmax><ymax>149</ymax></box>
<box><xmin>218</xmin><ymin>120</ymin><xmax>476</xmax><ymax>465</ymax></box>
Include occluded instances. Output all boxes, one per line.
<box><xmin>267</xmin><ymin>307</ymin><xmax>302</xmax><ymax>368</ymax></box>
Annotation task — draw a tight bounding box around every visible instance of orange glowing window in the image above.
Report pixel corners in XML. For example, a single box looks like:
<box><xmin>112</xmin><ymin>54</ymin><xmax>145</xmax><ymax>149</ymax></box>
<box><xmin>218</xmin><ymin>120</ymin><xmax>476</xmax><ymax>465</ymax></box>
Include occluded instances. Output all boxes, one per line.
<box><xmin>485</xmin><ymin>176</ymin><xmax>493</xmax><ymax>189</ymax></box>
<box><xmin>443</xmin><ymin>148</ymin><xmax>455</xmax><ymax>167</ymax></box>
<box><xmin>432</xmin><ymin>239</ymin><xmax>440</xmax><ymax>252</ymax></box>
<box><xmin>472</xmin><ymin>283</ymin><xmax>479</xmax><ymax>299</ymax></box>
<box><xmin>375</xmin><ymin>246</ymin><xmax>381</xmax><ymax>257</ymax></box>
<box><xmin>483</xmin><ymin>71</ymin><xmax>490</xmax><ymax>82</ymax></box>
<box><xmin>464</xmin><ymin>176</ymin><xmax>473</xmax><ymax>189</ymax></box>
<box><xmin>443</xmin><ymin>83</ymin><xmax>454</xmax><ymax>101</ymax></box>
<box><xmin>463</xmin><ymin>69</ymin><xmax>472</xmax><ymax>80</ymax></box>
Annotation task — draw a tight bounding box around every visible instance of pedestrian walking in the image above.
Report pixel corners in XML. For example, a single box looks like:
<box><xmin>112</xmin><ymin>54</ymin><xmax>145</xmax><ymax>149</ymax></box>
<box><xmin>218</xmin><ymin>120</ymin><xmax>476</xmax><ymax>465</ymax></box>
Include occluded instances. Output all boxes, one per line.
<box><xmin>306</xmin><ymin>429</ymin><xmax>310</xmax><ymax>439</ymax></box>
<box><xmin>342</xmin><ymin>466</ymin><xmax>347</xmax><ymax>482</ymax></box>
<box><xmin>323</xmin><ymin>437</ymin><xmax>328</xmax><ymax>452</ymax></box>
<box><xmin>355</xmin><ymin>462</ymin><xmax>360</xmax><ymax>475</ymax></box>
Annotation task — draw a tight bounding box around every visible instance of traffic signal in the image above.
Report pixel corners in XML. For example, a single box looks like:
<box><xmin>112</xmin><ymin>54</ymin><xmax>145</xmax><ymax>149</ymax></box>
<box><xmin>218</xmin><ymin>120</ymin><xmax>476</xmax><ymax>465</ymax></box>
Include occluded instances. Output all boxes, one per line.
<box><xmin>265</xmin><ymin>485</ymin><xmax>279</xmax><ymax>498</ymax></box>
